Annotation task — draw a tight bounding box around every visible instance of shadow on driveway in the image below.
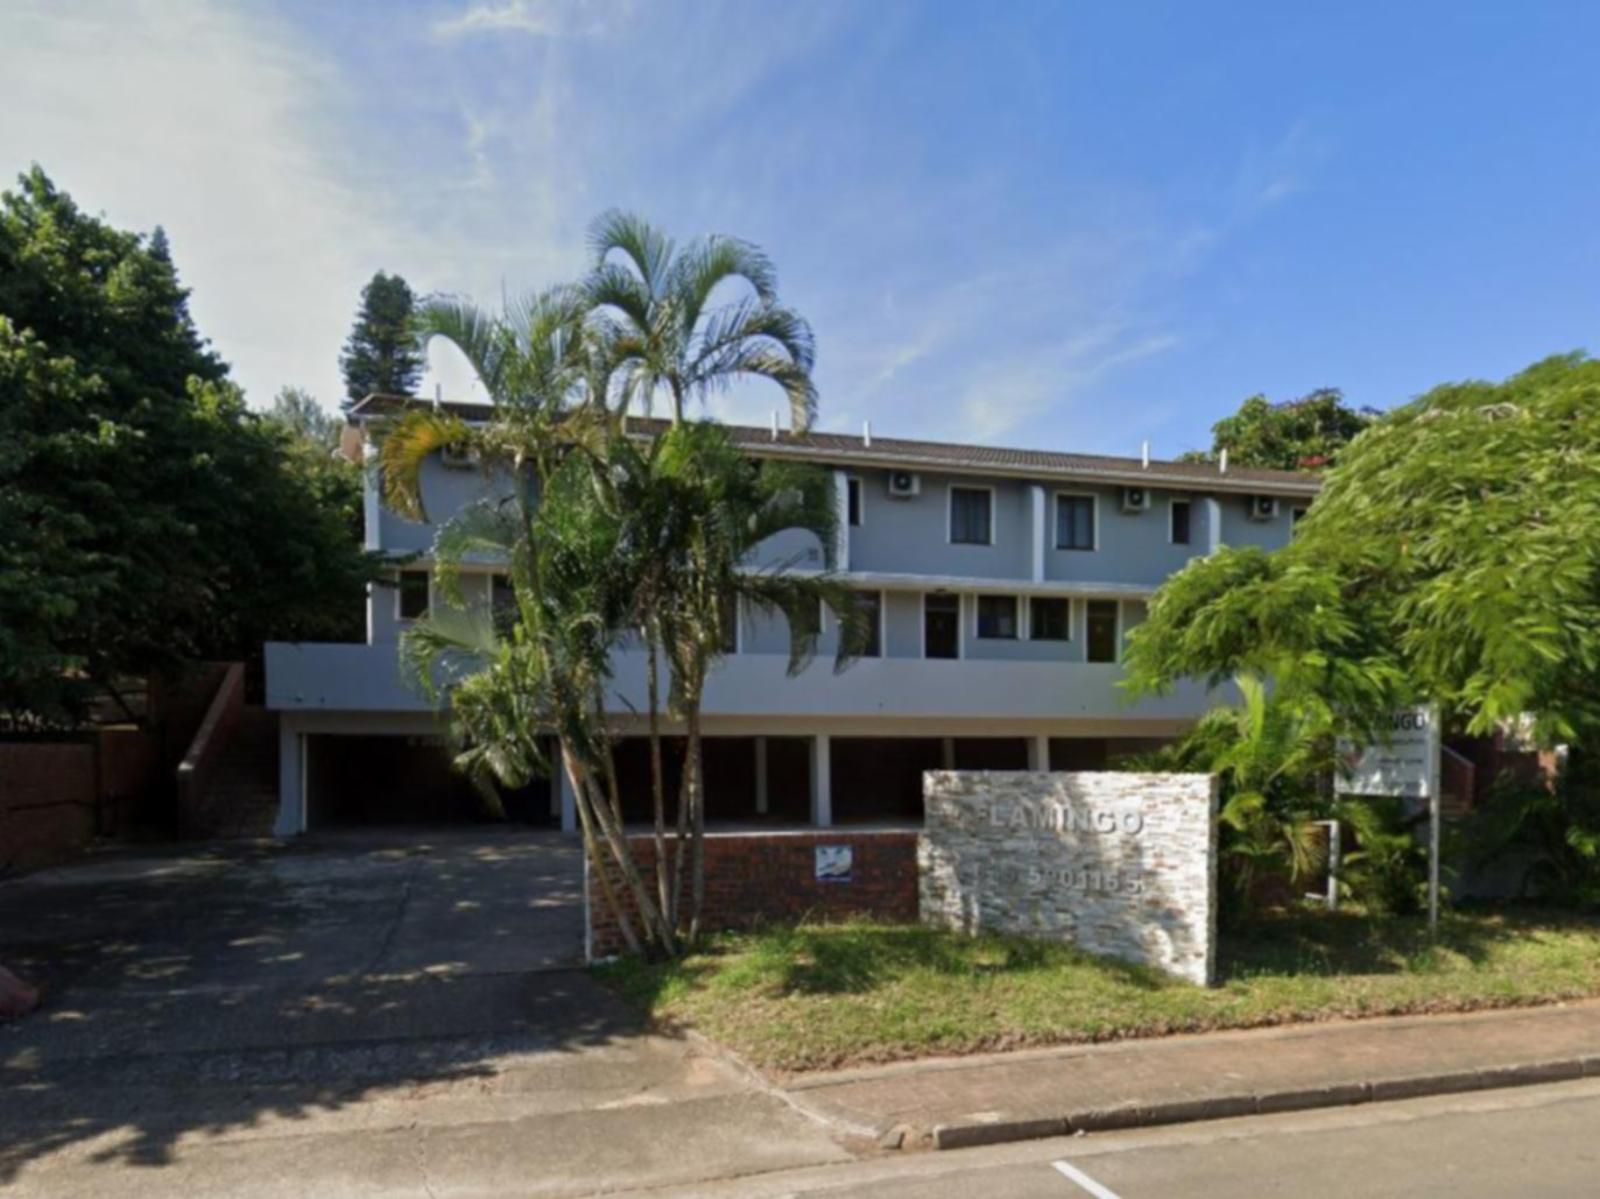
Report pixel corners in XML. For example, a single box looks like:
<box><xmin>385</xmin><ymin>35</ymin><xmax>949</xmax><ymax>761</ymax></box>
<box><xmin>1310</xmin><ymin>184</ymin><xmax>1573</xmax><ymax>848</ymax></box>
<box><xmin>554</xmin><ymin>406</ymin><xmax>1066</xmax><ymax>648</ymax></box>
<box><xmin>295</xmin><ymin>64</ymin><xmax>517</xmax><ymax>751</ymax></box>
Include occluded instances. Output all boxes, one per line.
<box><xmin>0</xmin><ymin>829</ymin><xmax>629</xmax><ymax>1180</ymax></box>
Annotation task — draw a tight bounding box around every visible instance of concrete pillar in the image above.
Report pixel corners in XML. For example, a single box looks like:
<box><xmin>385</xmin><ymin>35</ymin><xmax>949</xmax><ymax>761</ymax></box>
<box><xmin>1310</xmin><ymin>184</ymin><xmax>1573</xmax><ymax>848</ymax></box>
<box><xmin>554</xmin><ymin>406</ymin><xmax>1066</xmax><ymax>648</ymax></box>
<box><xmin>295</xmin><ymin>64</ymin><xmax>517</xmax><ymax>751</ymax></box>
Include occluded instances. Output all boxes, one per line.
<box><xmin>557</xmin><ymin>742</ymin><xmax>578</xmax><ymax>835</ymax></box>
<box><xmin>1204</xmin><ymin>495</ymin><xmax>1223</xmax><ymax>554</ymax></box>
<box><xmin>810</xmin><ymin>734</ymin><xmax>832</xmax><ymax>827</ymax></box>
<box><xmin>549</xmin><ymin>744</ymin><xmax>562</xmax><ymax>820</ymax></box>
<box><xmin>362</xmin><ymin>438</ymin><xmax>381</xmax><ymax>552</ymax></box>
<box><xmin>1030</xmin><ymin>484</ymin><xmax>1046</xmax><ymax>582</ymax></box>
<box><xmin>1028</xmin><ymin>735</ymin><xmax>1051</xmax><ymax>772</ymax></box>
<box><xmin>754</xmin><ymin>736</ymin><xmax>769</xmax><ymax>815</ymax></box>
<box><xmin>833</xmin><ymin>470</ymin><xmax>851</xmax><ymax>570</ymax></box>
<box><xmin>941</xmin><ymin>737</ymin><xmax>956</xmax><ymax>769</ymax></box>
<box><xmin>274</xmin><ymin>724</ymin><xmax>305</xmax><ymax>837</ymax></box>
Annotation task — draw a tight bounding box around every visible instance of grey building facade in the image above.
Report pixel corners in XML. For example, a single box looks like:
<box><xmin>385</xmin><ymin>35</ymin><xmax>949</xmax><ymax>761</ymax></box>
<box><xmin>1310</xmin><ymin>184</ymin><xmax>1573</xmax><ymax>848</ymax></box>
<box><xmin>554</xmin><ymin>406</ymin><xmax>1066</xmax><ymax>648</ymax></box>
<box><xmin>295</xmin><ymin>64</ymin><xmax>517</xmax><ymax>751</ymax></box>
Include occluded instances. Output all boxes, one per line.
<box><xmin>264</xmin><ymin>398</ymin><xmax>1318</xmax><ymax>835</ymax></box>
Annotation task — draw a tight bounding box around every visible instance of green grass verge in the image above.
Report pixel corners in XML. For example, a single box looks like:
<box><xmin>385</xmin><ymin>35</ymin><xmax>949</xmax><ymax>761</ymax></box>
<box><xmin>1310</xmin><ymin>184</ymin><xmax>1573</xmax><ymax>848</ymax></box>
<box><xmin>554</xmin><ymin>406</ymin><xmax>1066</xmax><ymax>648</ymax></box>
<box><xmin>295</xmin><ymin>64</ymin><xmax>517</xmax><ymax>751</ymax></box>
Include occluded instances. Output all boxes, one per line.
<box><xmin>595</xmin><ymin>909</ymin><xmax>1600</xmax><ymax>1072</ymax></box>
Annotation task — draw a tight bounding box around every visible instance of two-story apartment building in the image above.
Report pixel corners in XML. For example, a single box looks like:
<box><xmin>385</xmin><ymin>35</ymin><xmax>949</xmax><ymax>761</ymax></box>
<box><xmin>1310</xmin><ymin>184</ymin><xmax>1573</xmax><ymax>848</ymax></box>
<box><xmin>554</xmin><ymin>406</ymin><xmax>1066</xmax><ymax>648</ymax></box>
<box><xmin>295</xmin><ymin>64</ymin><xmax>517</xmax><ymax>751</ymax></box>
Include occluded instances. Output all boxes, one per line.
<box><xmin>263</xmin><ymin>397</ymin><xmax>1318</xmax><ymax>836</ymax></box>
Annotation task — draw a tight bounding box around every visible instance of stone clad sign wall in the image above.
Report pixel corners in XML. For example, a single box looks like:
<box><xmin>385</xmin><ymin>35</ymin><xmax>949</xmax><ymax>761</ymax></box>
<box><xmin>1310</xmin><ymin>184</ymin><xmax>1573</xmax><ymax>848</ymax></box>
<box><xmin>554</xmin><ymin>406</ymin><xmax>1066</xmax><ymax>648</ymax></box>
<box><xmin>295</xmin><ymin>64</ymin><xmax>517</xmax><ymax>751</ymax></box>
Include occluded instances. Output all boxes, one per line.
<box><xmin>919</xmin><ymin>771</ymin><xmax>1218</xmax><ymax>985</ymax></box>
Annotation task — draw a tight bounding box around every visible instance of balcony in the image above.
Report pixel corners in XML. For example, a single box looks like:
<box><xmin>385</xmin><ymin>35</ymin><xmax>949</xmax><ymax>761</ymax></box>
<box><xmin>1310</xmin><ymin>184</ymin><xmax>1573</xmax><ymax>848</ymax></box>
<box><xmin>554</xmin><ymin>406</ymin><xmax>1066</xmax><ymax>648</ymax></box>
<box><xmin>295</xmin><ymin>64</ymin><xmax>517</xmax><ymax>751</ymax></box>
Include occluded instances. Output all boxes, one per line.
<box><xmin>264</xmin><ymin>641</ymin><xmax>1214</xmax><ymax>725</ymax></box>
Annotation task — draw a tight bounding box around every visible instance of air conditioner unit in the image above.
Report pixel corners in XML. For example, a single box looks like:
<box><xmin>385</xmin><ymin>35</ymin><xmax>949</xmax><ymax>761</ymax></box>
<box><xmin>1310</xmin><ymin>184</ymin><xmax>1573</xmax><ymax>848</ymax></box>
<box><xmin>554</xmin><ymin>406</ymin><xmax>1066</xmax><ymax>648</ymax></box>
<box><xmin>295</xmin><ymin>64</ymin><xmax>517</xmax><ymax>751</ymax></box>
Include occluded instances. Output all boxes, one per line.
<box><xmin>1249</xmin><ymin>495</ymin><xmax>1280</xmax><ymax>521</ymax></box>
<box><xmin>887</xmin><ymin>470</ymin><xmax>921</xmax><ymax>498</ymax></box>
<box><xmin>1121</xmin><ymin>486</ymin><xmax>1151</xmax><ymax>514</ymax></box>
<box><xmin>440</xmin><ymin>443</ymin><xmax>479</xmax><ymax>470</ymax></box>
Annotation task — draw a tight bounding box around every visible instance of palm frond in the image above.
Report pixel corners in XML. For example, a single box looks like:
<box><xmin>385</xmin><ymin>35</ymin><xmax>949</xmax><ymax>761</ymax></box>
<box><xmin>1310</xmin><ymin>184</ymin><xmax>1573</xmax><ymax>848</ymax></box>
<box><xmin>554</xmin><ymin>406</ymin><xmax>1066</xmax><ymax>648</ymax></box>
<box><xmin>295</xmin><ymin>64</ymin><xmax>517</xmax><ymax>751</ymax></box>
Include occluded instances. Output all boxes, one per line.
<box><xmin>669</xmin><ymin>234</ymin><xmax>778</xmax><ymax>333</ymax></box>
<box><xmin>589</xmin><ymin>210</ymin><xmax>675</xmax><ymax>298</ymax></box>
<box><xmin>376</xmin><ymin>410</ymin><xmax>472</xmax><ymax>521</ymax></box>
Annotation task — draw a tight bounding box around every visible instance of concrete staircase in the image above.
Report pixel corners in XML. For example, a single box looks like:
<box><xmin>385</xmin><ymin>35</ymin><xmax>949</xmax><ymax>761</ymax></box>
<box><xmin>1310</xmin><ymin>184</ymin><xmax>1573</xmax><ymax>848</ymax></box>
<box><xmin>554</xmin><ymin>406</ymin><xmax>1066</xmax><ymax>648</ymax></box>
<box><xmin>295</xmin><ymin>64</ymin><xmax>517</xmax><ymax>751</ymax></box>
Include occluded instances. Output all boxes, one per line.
<box><xmin>192</xmin><ymin>706</ymin><xmax>280</xmax><ymax>839</ymax></box>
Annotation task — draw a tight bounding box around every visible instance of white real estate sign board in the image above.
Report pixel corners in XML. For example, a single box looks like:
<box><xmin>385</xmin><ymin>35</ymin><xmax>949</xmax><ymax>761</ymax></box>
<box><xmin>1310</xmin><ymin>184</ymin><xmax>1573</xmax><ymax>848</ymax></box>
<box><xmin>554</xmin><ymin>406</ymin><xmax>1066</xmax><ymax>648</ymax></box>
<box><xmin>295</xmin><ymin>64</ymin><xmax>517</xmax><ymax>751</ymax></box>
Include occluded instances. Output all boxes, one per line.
<box><xmin>1335</xmin><ymin>706</ymin><xmax>1442</xmax><ymax>930</ymax></box>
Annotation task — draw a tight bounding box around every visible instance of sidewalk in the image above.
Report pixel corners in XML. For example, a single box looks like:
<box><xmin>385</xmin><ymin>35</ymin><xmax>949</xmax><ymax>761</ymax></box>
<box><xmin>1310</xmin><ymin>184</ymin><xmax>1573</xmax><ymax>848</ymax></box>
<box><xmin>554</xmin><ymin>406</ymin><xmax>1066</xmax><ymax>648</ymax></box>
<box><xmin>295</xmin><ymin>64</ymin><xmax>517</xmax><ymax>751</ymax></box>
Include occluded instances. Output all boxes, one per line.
<box><xmin>783</xmin><ymin>1000</ymin><xmax>1600</xmax><ymax>1150</ymax></box>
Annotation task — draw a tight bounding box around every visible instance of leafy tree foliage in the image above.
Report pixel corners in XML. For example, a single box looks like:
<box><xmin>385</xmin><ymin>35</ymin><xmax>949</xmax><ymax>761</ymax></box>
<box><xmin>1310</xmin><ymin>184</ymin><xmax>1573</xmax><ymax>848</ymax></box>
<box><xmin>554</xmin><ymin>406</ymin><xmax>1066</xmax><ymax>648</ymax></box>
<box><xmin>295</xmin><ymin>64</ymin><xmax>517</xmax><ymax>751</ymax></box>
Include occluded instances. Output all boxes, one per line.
<box><xmin>340</xmin><ymin>271</ymin><xmax>422</xmax><ymax>406</ymax></box>
<box><xmin>0</xmin><ymin>167</ymin><xmax>375</xmax><ymax>722</ymax></box>
<box><xmin>1128</xmin><ymin>354</ymin><xmax>1600</xmax><ymax>748</ymax></box>
<box><xmin>267</xmin><ymin>385</ymin><xmax>341</xmax><ymax>451</ymax></box>
<box><xmin>1182</xmin><ymin>388</ymin><xmax>1376</xmax><ymax>471</ymax></box>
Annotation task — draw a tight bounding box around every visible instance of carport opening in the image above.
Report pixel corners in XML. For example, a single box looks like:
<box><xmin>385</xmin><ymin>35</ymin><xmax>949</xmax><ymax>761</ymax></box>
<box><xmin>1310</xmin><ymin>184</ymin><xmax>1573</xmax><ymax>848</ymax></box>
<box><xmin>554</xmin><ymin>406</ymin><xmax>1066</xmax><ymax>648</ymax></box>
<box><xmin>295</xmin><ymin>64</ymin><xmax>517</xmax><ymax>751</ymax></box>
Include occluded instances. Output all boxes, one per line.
<box><xmin>610</xmin><ymin>735</ymin><xmax>811</xmax><ymax>827</ymax></box>
<box><xmin>306</xmin><ymin>734</ymin><xmax>556</xmax><ymax>829</ymax></box>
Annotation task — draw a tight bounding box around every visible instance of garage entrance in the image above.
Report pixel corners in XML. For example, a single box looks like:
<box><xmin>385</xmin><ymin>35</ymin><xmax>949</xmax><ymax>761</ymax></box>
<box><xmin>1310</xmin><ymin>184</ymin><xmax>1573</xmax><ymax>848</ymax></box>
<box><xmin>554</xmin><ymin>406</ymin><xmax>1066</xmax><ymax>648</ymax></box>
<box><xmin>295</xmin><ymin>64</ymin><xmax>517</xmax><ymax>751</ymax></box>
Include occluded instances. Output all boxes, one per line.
<box><xmin>305</xmin><ymin>734</ymin><xmax>556</xmax><ymax>830</ymax></box>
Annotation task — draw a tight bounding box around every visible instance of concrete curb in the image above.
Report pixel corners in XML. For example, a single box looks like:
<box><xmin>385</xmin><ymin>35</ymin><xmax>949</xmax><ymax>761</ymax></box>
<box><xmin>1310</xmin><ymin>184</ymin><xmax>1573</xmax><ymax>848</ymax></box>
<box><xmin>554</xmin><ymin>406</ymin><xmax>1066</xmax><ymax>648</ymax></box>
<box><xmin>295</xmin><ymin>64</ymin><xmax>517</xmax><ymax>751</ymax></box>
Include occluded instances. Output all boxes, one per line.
<box><xmin>927</xmin><ymin>1055</ymin><xmax>1600</xmax><ymax>1150</ymax></box>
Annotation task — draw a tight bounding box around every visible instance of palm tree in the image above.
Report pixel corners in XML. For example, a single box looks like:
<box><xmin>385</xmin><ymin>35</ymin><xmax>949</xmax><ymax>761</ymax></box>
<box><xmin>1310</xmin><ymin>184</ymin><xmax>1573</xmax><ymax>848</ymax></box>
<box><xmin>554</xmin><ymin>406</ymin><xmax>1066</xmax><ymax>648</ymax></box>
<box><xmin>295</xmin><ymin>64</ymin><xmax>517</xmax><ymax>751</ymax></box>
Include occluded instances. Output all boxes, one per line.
<box><xmin>641</xmin><ymin>422</ymin><xmax>864</xmax><ymax>935</ymax></box>
<box><xmin>585</xmin><ymin>211</ymin><xmax>818</xmax><ymax>431</ymax></box>
<box><xmin>380</xmin><ymin>289</ymin><xmax>680</xmax><ymax>955</ymax></box>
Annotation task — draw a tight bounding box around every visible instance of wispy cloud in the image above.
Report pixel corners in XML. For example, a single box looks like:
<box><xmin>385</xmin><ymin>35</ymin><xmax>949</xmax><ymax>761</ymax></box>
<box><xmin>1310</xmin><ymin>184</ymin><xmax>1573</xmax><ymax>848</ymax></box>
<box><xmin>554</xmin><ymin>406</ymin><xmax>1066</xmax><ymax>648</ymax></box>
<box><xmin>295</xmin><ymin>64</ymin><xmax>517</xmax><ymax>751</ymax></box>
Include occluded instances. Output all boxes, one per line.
<box><xmin>431</xmin><ymin>0</ymin><xmax>622</xmax><ymax>40</ymax></box>
<box><xmin>0</xmin><ymin>0</ymin><xmax>394</xmax><ymax>413</ymax></box>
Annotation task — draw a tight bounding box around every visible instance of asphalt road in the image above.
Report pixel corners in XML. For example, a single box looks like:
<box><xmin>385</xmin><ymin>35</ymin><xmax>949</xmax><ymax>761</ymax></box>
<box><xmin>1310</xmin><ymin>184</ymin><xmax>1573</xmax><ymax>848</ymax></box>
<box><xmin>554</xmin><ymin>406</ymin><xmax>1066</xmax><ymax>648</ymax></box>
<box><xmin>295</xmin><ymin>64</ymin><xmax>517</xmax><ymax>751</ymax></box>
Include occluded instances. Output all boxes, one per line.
<box><xmin>632</xmin><ymin>1078</ymin><xmax>1600</xmax><ymax>1199</ymax></box>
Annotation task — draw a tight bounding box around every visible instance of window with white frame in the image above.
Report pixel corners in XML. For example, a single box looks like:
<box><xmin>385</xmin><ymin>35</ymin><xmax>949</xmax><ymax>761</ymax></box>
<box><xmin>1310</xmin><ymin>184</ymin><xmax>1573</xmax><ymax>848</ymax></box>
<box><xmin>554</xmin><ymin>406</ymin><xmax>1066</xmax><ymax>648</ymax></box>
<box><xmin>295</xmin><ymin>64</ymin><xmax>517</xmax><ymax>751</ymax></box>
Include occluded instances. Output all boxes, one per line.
<box><xmin>397</xmin><ymin>571</ymin><xmax>430</xmax><ymax>621</ymax></box>
<box><xmin>1030</xmin><ymin>596</ymin><xmax>1071</xmax><ymax>641</ymax></box>
<box><xmin>1086</xmin><ymin>599</ymin><xmax>1119</xmax><ymax>663</ymax></box>
<box><xmin>949</xmin><ymin>486</ymin><xmax>993</xmax><ymax>545</ymax></box>
<box><xmin>1055</xmin><ymin>494</ymin><xmax>1096</xmax><ymax>550</ymax></box>
<box><xmin>1170</xmin><ymin>499</ymin><xmax>1192</xmax><ymax>545</ymax></box>
<box><xmin>924</xmin><ymin>593</ymin><xmax>960</xmax><ymax>659</ymax></box>
<box><xmin>976</xmin><ymin>594</ymin><xmax>1019</xmax><ymax>639</ymax></box>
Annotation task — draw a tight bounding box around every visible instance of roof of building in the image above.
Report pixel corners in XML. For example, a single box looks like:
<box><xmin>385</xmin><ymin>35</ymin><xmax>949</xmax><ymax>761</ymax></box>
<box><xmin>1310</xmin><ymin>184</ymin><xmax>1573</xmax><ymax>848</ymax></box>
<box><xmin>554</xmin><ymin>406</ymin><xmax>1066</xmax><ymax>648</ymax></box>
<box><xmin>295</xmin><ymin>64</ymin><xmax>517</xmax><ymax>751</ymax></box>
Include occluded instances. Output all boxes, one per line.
<box><xmin>347</xmin><ymin>394</ymin><xmax>1321</xmax><ymax>496</ymax></box>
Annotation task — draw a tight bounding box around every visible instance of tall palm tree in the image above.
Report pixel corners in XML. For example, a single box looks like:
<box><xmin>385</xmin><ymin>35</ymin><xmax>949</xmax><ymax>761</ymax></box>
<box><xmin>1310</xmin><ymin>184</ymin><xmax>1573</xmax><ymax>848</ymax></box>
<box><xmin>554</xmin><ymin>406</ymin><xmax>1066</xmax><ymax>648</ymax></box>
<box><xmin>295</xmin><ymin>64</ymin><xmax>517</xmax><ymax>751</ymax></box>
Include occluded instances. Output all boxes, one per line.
<box><xmin>585</xmin><ymin>211</ymin><xmax>818</xmax><ymax>431</ymax></box>
<box><xmin>643</xmin><ymin>422</ymin><xmax>864</xmax><ymax>935</ymax></box>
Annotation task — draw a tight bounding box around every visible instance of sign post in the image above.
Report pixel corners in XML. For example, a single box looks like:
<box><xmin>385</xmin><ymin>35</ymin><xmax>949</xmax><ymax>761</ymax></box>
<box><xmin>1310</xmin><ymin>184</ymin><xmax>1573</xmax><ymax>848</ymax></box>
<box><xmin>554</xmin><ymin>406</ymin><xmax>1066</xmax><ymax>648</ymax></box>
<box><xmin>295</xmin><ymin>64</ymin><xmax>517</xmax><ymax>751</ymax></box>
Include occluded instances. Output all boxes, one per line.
<box><xmin>1336</xmin><ymin>705</ymin><xmax>1442</xmax><ymax>934</ymax></box>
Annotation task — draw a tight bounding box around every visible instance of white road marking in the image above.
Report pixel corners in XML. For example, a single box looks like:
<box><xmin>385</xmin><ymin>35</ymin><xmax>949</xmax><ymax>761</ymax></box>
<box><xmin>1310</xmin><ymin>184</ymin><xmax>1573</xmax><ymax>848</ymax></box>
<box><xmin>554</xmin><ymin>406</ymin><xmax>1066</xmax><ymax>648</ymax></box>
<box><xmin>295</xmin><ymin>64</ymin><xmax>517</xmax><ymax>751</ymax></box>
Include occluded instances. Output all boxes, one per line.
<box><xmin>1053</xmin><ymin>1158</ymin><xmax>1124</xmax><ymax>1199</ymax></box>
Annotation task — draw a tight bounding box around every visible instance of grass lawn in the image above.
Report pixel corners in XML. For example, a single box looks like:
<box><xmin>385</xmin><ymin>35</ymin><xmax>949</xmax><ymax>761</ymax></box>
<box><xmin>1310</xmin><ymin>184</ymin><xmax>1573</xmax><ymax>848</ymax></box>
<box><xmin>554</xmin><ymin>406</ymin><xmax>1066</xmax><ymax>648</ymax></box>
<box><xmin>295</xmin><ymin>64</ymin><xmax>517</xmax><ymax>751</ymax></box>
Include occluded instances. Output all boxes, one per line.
<box><xmin>596</xmin><ymin>909</ymin><xmax>1600</xmax><ymax>1072</ymax></box>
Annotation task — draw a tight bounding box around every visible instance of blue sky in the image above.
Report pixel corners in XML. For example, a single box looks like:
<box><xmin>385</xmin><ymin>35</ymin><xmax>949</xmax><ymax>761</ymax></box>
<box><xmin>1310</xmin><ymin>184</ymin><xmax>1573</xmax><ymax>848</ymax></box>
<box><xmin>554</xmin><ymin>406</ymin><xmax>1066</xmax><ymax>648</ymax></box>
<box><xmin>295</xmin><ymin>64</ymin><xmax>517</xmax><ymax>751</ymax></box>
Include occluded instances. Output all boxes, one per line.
<box><xmin>4</xmin><ymin>1</ymin><xmax>1597</xmax><ymax>457</ymax></box>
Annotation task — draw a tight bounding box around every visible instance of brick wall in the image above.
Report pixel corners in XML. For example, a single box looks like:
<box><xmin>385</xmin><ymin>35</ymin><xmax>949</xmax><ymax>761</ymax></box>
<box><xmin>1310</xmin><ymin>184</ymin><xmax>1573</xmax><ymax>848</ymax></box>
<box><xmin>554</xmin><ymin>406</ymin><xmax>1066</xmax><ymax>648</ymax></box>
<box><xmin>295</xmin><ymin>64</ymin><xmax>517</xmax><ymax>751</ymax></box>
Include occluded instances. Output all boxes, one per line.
<box><xmin>1</xmin><ymin>741</ymin><xmax>97</xmax><ymax>873</ymax></box>
<box><xmin>586</xmin><ymin>829</ymin><xmax>920</xmax><ymax>959</ymax></box>
<box><xmin>0</xmin><ymin>731</ymin><xmax>160</xmax><ymax>873</ymax></box>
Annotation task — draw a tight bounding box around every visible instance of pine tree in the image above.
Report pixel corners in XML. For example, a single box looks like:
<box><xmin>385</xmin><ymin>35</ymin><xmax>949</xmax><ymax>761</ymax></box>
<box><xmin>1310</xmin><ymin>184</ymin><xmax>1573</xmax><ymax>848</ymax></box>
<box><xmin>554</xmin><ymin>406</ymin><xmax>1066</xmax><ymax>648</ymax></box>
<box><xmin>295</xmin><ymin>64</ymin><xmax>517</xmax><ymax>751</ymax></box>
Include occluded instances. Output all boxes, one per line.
<box><xmin>339</xmin><ymin>271</ymin><xmax>423</xmax><ymax>406</ymax></box>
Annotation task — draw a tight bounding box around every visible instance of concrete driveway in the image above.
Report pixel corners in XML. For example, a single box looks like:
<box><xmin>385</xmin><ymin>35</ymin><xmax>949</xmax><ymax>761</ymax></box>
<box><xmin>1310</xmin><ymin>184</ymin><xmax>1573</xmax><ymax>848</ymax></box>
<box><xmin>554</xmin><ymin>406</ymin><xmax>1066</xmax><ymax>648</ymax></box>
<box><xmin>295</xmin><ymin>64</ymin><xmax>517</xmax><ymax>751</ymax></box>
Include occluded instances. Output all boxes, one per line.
<box><xmin>0</xmin><ymin>830</ymin><xmax>851</xmax><ymax>1197</ymax></box>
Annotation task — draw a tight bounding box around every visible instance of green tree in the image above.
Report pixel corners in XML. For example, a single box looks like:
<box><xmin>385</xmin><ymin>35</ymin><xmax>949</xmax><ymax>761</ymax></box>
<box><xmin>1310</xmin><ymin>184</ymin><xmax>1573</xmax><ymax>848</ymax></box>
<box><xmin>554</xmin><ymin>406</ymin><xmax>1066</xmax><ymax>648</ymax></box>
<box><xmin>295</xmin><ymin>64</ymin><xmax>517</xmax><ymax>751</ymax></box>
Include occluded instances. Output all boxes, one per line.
<box><xmin>267</xmin><ymin>385</ymin><xmax>341</xmax><ymax>452</ymax></box>
<box><xmin>340</xmin><ymin>271</ymin><xmax>423</xmax><ymax>406</ymax></box>
<box><xmin>0</xmin><ymin>167</ymin><xmax>377</xmax><ymax>722</ymax></box>
<box><xmin>1127</xmin><ymin>353</ymin><xmax>1600</xmax><ymax>748</ymax></box>
<box><xmin>585</xmin><ymin>211</ymin><xmax>818</xmax><ymax>429</ymax></box>
<box><xmin>1182</xmin><ymin>388</ymin><xmax>1376</xmax><ymax>471</ymax></box>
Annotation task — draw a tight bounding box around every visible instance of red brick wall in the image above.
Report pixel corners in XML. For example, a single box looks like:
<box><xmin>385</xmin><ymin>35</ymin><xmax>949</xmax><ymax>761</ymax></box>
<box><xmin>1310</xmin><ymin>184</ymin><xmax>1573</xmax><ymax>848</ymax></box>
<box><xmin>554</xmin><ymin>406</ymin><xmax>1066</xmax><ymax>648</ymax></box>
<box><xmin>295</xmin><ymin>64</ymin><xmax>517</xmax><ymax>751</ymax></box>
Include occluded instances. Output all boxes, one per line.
<box><xmin>587</xmin><ymin>829</ymin><xmax>920</xmax><ymax>958</ymax></box>
<box><xmin>0</xmin><ymin>731</ymin><xmax>160</xmax><ymax>873</ymax></box>
<box><xmin>1</xmin><ymin>741</ymin><xmax>97</xmax><ymax>873</ymax></box>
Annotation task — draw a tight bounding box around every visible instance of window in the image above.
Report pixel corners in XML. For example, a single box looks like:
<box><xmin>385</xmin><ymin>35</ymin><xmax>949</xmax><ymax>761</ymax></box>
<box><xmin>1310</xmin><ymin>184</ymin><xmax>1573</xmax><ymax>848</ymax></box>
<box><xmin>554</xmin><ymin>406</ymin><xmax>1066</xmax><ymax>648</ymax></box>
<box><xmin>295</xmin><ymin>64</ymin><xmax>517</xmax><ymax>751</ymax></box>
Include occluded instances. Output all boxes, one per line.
<box><xmin>1030</xmin><ymin>596</ymin><xmax>1070</xmax><ymax>641</ymax></box>
<box><xmin>1292</xmin><ymin>505</ymin><xmax>1309</xmax><ymax>528</ymax></box>
<box><xmin>949</xmin><ymin>486</ymin><xmax>993</xmax><ymax>545</ymax></box>
<box><xmin>1170</xmin><ymin>499</ymin><xmax>1191</xmax><ymax>546</ymax></box>
<box><xmin>847</xmin><ymin>477</ymin><xmax>863</xmax><ymax>527</ymax></box>
<box><xmin>719</xmin><ymin>594</ymin><xmax>739</xmax><ymax>654</ymax></box>
<box><xmin>1086</xmin><ymin>599</ymin><xmax>1119</xmax><ymax>663</ymax></box>
<box><xmin>853</xmin><ymin>590</ymin><xmax>882</xmax><ymax>657</ymax></box>
<box><xmin>397</xmin><ymin>571</ymin><xmax>430</xmax><ymax>621</ymax></box>
<box><xmin>976</xmin><ymin>595</ymin><xmax>1019</xmax><ymax>639</ymax></box>
<box><xmin>924</xmin><ymin>593</ymin><xmax>960</xmax><ymax>659</ymax></box>
<box><xmin>1056</xmin><ymin>494</ymin><xmax>1095</xmax><ymax>550</ymax></box>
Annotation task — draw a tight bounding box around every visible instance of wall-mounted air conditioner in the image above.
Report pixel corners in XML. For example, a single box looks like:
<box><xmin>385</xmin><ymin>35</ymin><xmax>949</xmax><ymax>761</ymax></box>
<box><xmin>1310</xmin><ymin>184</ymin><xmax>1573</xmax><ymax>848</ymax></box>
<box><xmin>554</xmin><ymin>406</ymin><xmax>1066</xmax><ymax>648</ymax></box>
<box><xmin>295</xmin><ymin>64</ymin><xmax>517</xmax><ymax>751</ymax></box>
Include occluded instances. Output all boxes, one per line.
<box><xmin>1121</xmin><ymin>486</ymin><xmax>1151</xmax><ymax>514</ymax></box>
<box><xmin>887</xmin><ymin>470</ymin><xmax>921</xmax><ymax>498</ymax></box>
